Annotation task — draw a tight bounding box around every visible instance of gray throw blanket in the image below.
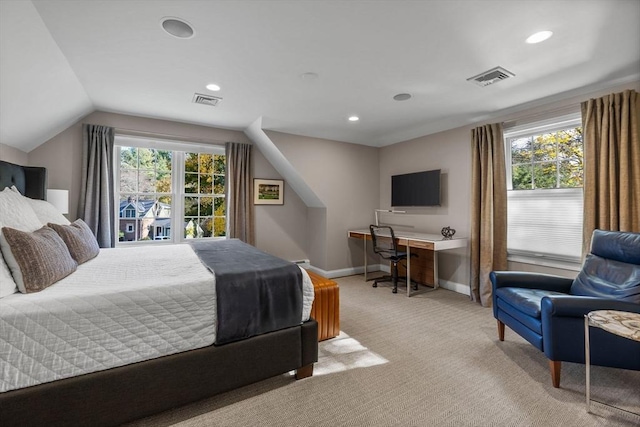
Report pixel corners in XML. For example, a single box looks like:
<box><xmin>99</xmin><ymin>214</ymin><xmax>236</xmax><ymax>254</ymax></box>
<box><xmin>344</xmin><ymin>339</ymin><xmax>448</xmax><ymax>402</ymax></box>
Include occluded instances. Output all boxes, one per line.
<box><xmin>188</xmin><ymin>239</ymin><xmax>303</xmax><ymax>344</ymax></box>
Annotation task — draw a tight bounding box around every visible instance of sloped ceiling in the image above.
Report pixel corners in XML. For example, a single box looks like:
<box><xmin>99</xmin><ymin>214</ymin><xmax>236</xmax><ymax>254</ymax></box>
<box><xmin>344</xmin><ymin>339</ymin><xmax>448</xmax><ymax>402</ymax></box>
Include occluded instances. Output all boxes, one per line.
<box><xmin>1</xmin><ymin>0</ymin><xmax>639</xmax><ymax>153</ymax></box>
<box><xmin>0</xmin><ymin>0</ymin><xmax>92</xmax><ymax>152</ymax></box>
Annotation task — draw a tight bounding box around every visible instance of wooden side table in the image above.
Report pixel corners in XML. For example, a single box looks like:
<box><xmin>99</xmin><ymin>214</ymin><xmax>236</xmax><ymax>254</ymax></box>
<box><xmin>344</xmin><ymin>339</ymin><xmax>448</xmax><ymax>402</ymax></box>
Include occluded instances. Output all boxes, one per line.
<box><xmin>584</xmin><ymin>310</ymin><xmax>640</xmax><ymax>416</ymax></box>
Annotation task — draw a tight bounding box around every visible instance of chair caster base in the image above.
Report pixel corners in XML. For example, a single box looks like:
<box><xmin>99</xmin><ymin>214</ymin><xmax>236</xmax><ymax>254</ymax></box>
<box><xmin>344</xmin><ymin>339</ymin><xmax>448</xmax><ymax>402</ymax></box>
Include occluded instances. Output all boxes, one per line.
<box><xmin>372</xmin><ymin>282</ymin><xmax>377</xmax><ymax>288</ymax></box>
<box><xmin>392</xmin><ymin>288</ymin><xmax>398</xmax><ymax>293</ymax></box>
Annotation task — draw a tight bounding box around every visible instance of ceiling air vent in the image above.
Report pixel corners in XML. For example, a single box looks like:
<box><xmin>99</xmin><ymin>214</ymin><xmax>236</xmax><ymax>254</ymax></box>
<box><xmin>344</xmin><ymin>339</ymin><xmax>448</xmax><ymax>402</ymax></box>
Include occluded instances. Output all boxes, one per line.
<box><xmin>192</xmin><ymin>93</ymin><xmax>222</xmax><ymax>106</ymax></box>
<box><xmin>467</xmin><ymin>66</ymin><xmax>515</xmax><ymax>87</ymax></box>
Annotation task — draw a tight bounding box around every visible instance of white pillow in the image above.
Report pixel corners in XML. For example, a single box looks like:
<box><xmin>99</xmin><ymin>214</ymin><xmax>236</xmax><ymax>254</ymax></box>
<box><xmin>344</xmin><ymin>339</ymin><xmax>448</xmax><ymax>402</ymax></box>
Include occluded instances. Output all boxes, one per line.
<box><xmin>10</xmin><ymin>185</ymin><xmax>70</xmax><ymax>226</ymax></box>
<box><xmin>0</xmin><ymin>187</ymin><xmax>43</xmax><ymax>297</ymax></box>
<box><xmin>0</xmin><ymin>257</ymin><xmax>17</xmax><ymax>298</ymax></box>
<box><xmin>27</xmin><ymin>198</ymin><xmax>71</xmax><ymax>225</ymax></box>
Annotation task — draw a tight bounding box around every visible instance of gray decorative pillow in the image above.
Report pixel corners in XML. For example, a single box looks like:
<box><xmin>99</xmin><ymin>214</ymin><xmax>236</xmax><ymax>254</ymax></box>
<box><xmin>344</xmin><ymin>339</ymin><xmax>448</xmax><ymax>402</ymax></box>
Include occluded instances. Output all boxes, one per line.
<box><xmin>0</xmin><ymin>226</ymin><xmax>77</xmax><ymax>293</ymax></box>
<box><xmin>48</xmin><ymin>219</ymin><xmax>100</xmax><ymax>264</ymax></box>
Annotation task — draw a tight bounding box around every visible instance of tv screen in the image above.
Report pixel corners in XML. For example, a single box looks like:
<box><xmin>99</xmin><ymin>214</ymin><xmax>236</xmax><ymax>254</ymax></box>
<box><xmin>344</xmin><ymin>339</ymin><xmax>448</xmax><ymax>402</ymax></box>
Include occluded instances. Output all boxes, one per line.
<box><xmin>391</xmin><ymin>169</ymin><xmax>441</xmax><ymax>207</ymax></box>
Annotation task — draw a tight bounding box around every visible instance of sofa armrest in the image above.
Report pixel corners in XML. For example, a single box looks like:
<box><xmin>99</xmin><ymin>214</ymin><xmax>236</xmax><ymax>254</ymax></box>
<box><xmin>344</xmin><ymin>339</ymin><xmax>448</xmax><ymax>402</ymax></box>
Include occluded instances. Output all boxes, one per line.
<box><xmin>541</xmin><ymin>295</ymin><xmax>640</xmax><ymax>318</ymax></box>
<box><xmin>490</xmin><ymin>271</ymin><xmax>574</xmax><ymax>293</ymax></box>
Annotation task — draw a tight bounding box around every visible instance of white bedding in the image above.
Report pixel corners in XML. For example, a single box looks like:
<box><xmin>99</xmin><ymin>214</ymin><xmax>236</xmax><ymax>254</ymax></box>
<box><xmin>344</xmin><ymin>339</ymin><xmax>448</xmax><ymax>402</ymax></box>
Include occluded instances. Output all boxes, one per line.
<box><xmin>0</xmin><ymin>244</ymin><xmax>314</xmax><ymax>393</ymax></box>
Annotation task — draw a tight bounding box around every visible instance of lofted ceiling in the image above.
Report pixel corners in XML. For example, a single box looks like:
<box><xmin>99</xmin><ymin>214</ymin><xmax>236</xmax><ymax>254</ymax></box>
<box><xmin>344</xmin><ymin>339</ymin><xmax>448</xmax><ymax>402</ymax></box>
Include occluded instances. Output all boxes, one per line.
<box><xmin>1</xmin><ymin>0</ymin><xmax>639</xmax><ymax>152</ymax></box>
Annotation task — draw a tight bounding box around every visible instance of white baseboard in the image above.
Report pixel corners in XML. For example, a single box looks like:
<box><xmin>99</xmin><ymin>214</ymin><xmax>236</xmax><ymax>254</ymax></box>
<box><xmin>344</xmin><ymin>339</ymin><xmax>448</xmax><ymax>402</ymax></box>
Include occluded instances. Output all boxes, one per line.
<box><xmin>309</xmin><ymin>264</ymin><xmax>470</xmax><ymax>296</ymax></box>
<box><xmin>307</xmin><ymin>264</ymin><xmax>384</xmax><ymax>279</ymax></box>
<box><xmin>439</xmin><ymin>279</ymin><xmax>471</xmax><ymax>296</ymax></box>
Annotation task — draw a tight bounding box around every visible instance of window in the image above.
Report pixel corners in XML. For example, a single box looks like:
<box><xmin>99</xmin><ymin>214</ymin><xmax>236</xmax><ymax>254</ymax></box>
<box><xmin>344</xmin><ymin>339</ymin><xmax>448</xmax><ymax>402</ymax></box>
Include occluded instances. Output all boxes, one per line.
<box><xmin>115</xmin><ymin>136</ymin><xmax>225</xmax><ymax>244</ymax></box>
<box><xmin>505</xmin><ymin>114</ymin><xmax>583</xmax><ymax>267</ymax></box>
<box><xmin>184</xmin><ymin>153</ymin><xmax>226</xmax><ymax>238</ymax></box>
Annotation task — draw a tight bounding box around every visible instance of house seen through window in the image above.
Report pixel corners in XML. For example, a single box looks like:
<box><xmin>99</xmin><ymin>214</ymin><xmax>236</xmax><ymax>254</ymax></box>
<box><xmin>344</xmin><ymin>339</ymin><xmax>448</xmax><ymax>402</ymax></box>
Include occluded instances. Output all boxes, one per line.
<box><xmin>116</xmin><ymin>138</ymin><xmax>226</xmax><ymax>244</ymax></box>
<box><xmin>505</xmin><ymin>115</ymin><xmax>584</xmax><ymax>266</ymax></box>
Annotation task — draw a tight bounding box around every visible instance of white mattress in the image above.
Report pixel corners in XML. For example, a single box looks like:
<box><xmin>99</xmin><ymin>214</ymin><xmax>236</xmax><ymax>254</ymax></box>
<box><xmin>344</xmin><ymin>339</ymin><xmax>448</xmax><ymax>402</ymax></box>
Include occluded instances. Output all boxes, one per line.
<box><xmin>1</xmin><ymin>244</ymin><xmax>314</xmax><ymax>393</ymax></box>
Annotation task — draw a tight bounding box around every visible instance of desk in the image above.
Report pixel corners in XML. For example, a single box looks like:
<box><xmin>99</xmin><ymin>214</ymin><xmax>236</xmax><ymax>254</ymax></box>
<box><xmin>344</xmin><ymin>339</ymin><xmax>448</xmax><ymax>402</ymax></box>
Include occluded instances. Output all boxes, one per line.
<box><xmin>348</xmin><ymin>229</ymin><xmax>467</xmax><ymax>296</ymax></box>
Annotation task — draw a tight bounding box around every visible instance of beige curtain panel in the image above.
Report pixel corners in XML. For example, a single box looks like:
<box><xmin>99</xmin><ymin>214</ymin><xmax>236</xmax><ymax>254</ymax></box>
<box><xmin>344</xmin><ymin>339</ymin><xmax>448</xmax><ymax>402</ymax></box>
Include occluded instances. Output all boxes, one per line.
<box><xmin>470</xmin><ymin>123</ymin><xmax>508</xmax><ymax>307</ymax></box>
<box><xmin>581</xmin><ymin>89</ymin><xmax>640</xmax><ymax>255</ymax></box>
<box><xmin>225</xmin><ymin>142</ymin><xmax>255</xmax><ymax>245</ymax></box>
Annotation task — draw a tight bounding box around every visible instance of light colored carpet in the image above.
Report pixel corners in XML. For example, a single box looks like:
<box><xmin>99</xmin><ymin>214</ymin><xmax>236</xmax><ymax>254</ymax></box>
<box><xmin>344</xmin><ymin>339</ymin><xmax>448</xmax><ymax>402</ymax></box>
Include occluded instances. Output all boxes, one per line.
<box><xmin>126</xmin><ymin>275</ymin><xmax>640</xmax><ymax>426</ymax></box>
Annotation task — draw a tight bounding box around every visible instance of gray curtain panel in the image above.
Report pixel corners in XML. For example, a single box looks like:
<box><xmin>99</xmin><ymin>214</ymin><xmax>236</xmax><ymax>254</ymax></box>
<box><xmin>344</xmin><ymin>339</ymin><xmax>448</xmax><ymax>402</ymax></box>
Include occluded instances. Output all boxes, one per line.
<box><xmin>78</xmin><ymin>124</ymin><xmax>115</xmax><ymax>248</ymax></box>
<box><xmin>581</xmin><ymin>89</ymin><xmax>640</xmax><ymax>256</ymax></box>
<box><xmin>225</xmin><ymin>142</ymin><xmax>255</xmax><ymax>245</ymax></box>
<box><xmin>470</xmin><ymin>123</ymin><xmax>508</xmax><ymax>307</ymax></box>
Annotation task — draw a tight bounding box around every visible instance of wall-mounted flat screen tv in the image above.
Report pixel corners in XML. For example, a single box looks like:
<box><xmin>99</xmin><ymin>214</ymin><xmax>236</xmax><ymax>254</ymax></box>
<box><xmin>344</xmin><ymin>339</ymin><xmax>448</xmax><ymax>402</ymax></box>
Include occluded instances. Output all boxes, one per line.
<box><xmin>391</xmin><ymin>169</ymin><xmax>441</xmax><ymax>207</ymax></box>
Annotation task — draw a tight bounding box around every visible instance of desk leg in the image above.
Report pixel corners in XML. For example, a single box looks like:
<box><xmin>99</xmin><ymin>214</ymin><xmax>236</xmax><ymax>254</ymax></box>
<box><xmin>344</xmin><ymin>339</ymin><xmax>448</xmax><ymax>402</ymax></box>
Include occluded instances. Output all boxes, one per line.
<box><xmin>406</xmin><ymin>245</ymin><xmax>411</xmax><ymax>297</ymax></box>
<box><xmin>585</xmin><ymin>316</ymin><xmax>591</xmax><ymax>413</ymax></box>
<box><xmin>364</xmin><ymin>238</ymin><xmax>368</xmax><ymax>282</ymax></box>
<box><xmin>433</xmin><ymin>251</ymin><xmax>439</xmax><ymax>290</ymax></box>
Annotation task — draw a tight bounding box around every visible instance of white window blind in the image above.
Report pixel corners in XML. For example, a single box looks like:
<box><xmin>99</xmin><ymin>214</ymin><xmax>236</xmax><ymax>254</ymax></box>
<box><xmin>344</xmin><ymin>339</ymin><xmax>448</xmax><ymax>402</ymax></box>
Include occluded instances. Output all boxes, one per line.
<box><xmin>507</xmin><ymin>188</ymin><xmax>583</xmax><ymax>263</ymax></box>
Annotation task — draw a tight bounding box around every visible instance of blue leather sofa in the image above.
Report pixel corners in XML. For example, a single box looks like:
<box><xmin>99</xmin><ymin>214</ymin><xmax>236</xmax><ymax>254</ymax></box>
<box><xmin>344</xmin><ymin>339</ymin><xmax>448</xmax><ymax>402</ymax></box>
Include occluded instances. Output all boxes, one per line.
<box><xmin>491</xmin><ymin>229</ymin><xmax>640</xmax><ymax>387</ymax></box>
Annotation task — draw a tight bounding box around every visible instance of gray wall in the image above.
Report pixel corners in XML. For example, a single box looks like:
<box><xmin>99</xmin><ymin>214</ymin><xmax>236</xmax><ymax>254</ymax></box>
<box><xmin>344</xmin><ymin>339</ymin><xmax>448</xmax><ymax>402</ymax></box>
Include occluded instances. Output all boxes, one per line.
<box><xmin>0</xmin><ymin>143</ymin><xmax>28</xmax><ymax>165</ymax></box>
<box><xmin>378</xmin><ymin>126</ymin><xmax>472</xmax><ymax>291</ymax></box>
<box><xmin>253</xmin><ymin>147</ymin><xmax>309</xmax><ymax>261</ymax></box>
<box><xmin>266</xmin><ymin>131</ymin><xmax>380</xmax><ymax>273</ymax></box>
<box><xmin>28</xmin><ymin>111</ymin><xmax>249</xmax><ymax>222</ymax></box>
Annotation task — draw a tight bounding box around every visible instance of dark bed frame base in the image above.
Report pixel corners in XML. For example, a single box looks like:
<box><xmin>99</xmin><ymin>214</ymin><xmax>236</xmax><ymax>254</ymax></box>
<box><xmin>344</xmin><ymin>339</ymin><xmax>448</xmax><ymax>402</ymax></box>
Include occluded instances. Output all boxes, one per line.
<box><xmin>0</xmin><ymin>320</ymin><xmax>318</xmax><ymax>427</ymax></box>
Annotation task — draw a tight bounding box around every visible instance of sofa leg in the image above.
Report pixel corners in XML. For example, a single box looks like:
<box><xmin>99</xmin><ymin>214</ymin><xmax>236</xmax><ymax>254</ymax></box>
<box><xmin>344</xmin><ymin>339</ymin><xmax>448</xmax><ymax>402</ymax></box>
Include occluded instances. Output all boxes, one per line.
<box><xmin>497</xmin><ymin>320</ymin><xmax>505</xmax><ymax>341</ymax></box>
<box><xmin>549</xmin><ymin>360</ymin><xmax>561</xmax><ymax>388</ymax></box>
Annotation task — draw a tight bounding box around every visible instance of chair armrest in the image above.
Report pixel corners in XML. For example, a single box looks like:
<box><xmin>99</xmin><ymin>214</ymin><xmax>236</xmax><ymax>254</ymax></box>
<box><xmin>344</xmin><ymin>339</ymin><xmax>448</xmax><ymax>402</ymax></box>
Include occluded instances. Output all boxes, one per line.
<box><xmin>541</xmin><ymin>295</ymin><xmax>640</xmax><ymax>318</ymax></box>
<box><xmin>490</xmin><ymin>271</ymin><xmax>574</xmax><ymax>293</ymax></box>
<box><xmin>540</xmin><ymin>295</ymin><xmax>640</xmax><ymax>363</ymax></box>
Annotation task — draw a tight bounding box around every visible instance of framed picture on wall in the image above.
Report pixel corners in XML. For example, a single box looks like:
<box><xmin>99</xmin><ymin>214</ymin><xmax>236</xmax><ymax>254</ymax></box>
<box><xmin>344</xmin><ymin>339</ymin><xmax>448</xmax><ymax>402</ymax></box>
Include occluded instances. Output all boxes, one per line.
<box><xmin>254</xmin><ymin>179</ymin><xmax>284</xmax><ymax>205</ymax></box>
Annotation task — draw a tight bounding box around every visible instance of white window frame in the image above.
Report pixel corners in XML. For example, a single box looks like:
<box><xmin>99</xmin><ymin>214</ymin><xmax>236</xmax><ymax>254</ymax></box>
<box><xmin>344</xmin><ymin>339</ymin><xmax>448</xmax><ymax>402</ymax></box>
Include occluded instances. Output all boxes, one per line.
<box><xmin>114</xmin><ymin>135</ymin><xmax>225</xmax><ymax>246</ymax></box>
<box><xmin>504</xmin><ymin>113</ymin><xmax>583</xmax><ymax>270</ymax></box>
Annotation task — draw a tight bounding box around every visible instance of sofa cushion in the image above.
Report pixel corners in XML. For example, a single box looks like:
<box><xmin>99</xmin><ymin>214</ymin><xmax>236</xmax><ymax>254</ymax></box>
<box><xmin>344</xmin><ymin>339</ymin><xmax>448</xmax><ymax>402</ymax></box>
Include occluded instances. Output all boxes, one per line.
<box><xmin>570</xmin><ymin>254</ymin><xmax>640</xmax><ymax>302</ymax></box>
<box><xmin>495</xmin><ymin>288</ymin><xmax>566</xmax><ymax>318</ymax></box>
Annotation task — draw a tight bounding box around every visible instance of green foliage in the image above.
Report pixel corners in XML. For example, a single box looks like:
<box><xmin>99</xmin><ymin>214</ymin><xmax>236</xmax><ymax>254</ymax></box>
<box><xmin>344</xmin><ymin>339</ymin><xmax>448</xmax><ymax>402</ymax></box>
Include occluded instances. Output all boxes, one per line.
<box><xmin>120</xmin><ymin>147</ymin><xmax>172</xmax><ymax>193</ymax></box>
<box><xmin>510</xmin><ymin>127</ymin><xmax>583</xmax><ymax>190</ymax></box>
<box><xmin>183</xmin><ymin>153</ymin><xmax>226</xmax><ymax>239</ymax></box>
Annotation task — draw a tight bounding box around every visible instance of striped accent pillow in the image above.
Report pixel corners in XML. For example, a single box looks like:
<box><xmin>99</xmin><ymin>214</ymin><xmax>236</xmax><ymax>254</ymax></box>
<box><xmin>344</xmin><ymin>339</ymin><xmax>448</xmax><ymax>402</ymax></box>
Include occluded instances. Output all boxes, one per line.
<box><xmin>0</xmin><ymin>225</ymin><xmax>77</xmax><ymax>293</ymax></box>
<box><xmin>49</xmin><ymin>219</ymin><xmax>100</xmax><ymax>264</ymax></box>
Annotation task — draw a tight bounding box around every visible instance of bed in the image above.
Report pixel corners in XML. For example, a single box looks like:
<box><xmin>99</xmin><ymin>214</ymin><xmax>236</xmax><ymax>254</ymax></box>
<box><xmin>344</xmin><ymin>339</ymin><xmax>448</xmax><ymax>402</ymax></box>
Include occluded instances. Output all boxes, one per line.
<box><xmin>0</xmin><ymin>160</ymin><xmax>318</xmax><ymax>426</ymax></box>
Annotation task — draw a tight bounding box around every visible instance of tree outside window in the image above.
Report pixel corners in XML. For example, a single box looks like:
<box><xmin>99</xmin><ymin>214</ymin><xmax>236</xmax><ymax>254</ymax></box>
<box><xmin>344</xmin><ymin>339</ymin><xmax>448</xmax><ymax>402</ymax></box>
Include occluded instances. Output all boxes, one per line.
<box><xmin>510</xmin><ymin>128</ymin><xmax>583</xmax><ymax>190</ymax></box>
<box><xmin>184</xmin><ymin>153</ymin><xmax>226</xmax><ymax>238</ymax></box>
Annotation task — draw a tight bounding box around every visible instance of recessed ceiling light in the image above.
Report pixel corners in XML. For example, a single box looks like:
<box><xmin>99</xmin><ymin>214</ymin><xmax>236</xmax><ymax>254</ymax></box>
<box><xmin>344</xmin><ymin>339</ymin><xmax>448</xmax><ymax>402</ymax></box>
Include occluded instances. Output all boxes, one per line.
<box><xmin>393</xmin><ymin>93</ymin><xmax>412</xmax><ymax>101</ymax></box>
<box><xmin>206</xmin><ymin>83</ymin><xmax>221</xmax><ymax>91</ymax></box>
<box><xmin>161</xmin><ymin>17</ymin><xmax>195</xmax><ymax>39</ymax></box>
<box><xmin>300</xmin><ymin>72</ymin><xmax>319</xmax><ymax>80</ymax></box>
<box><xmin>348</xmin><ymin>116</ymin><xmax>359</xmax><ymax>122</ymax></box>
<box><xmin>526</xmin><ymin>31</ymin><xmax>553</xmax><ymax>44</ymax></box>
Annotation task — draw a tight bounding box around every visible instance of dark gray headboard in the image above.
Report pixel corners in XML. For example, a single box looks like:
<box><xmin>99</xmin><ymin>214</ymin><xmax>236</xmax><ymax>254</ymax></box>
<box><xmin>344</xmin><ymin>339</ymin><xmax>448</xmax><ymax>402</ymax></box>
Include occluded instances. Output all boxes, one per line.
<box><xmin>0</xmin><ymin>160</ymin><xmax>47</xmax><ymax>200</ymax></box>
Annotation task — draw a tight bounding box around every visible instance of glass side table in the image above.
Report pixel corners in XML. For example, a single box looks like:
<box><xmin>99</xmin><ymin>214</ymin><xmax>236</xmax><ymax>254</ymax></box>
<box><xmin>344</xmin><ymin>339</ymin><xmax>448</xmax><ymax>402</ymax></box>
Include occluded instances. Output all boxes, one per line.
<box><xmin>584</xmin><ymin>310</ymin><xmax>640</xmax><ymax>416</ymax></box>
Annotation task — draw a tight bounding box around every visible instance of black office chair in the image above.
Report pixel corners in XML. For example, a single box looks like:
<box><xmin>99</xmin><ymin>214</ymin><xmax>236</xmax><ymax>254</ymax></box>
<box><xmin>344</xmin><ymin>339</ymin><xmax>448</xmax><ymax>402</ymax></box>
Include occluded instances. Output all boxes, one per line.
<box><xmin>369</xmin><ymin>224</ymin><xmax>418</xmax><ymax>293</ymax></box>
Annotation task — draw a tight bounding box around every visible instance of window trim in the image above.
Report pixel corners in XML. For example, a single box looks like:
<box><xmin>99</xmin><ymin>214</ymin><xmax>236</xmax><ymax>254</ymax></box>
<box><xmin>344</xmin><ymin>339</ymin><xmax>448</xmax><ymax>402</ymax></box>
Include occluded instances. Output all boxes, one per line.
<box><xmin>114</xmin><ymin>135</ymin><xmax>225</xmax><ymax>246</ymax></box>
<box><xmin>504</xmin><ymin>112</ymin><xmax>581</xmax><ymax>191</ymax></box>
<box><xmin>503</xmin><ymin>114</ymin><xmax>584</xmax><ymax>269</ymax></box>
